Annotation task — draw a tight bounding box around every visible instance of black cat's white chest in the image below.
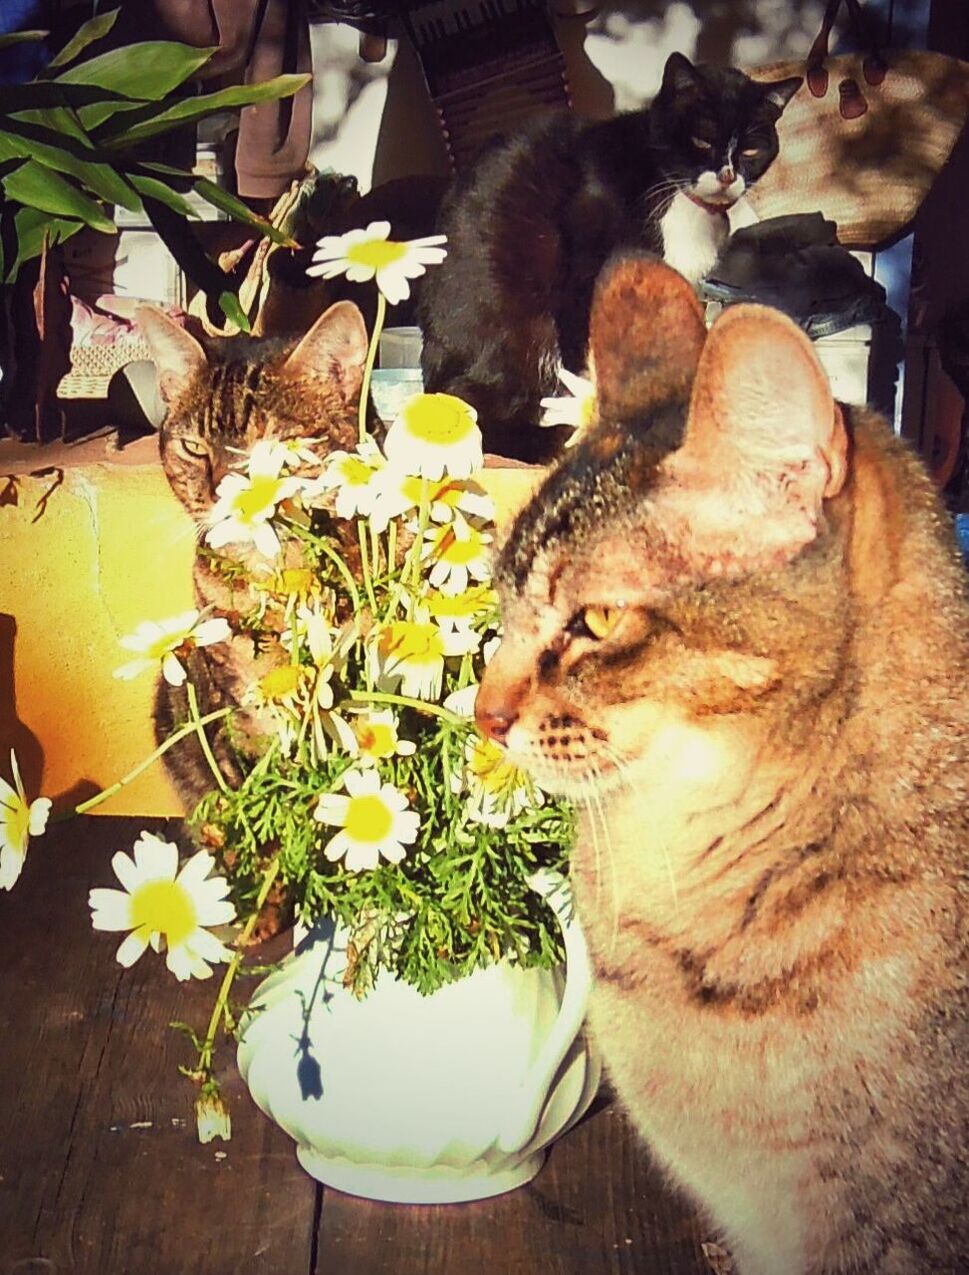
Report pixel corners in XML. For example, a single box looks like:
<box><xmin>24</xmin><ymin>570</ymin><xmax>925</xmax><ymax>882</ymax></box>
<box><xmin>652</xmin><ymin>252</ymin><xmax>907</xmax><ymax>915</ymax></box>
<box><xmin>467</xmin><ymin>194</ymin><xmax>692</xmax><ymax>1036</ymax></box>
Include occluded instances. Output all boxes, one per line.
<box><xmin>659</xmin><ymin>193</ymin><xmax>731</xmax><ymax>284</ymax></box>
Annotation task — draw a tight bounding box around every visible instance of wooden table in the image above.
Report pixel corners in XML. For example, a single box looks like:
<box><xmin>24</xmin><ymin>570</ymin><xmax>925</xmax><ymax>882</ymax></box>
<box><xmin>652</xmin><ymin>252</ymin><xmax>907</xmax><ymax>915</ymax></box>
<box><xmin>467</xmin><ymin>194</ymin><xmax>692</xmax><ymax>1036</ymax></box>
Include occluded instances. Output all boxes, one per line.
<box><xmin>0</xmin><ymin>817</ymin><xmax>713</xmax><ymax>1275</ymax></box>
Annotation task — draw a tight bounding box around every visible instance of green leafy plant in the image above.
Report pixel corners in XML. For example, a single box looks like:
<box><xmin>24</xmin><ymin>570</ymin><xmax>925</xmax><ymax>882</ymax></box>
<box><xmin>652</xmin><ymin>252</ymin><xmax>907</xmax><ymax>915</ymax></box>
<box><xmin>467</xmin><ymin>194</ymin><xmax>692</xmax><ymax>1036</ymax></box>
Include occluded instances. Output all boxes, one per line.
<box><xmin>0</xmin><ymin>11</ymin><xmax>308</xmax><ymax>328</ymax></box>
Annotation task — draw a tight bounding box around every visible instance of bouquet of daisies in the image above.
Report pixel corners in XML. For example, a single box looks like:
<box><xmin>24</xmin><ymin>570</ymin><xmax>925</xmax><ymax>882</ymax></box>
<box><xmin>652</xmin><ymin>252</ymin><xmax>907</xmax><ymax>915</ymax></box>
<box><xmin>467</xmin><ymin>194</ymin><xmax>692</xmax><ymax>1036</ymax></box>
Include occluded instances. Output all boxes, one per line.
<box><xmin>0</xmin><ymin>221</ymin><xmax>576</xmax><ymax>1141</ymax></box>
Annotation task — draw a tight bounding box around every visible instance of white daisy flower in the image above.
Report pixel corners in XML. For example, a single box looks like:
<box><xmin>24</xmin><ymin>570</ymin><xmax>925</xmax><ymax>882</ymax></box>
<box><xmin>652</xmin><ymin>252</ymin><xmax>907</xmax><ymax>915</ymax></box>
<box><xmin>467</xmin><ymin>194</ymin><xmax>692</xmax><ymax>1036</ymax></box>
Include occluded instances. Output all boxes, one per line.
<box><xmin>539</xmin><ymin>367</ymin><xmax>597</xmax><ymax>446</ymax></box>
<box><xmin>0</xmin><ymin>750</ymin><xmax>51</xmax><ymax>891</ymax></box>
<box><xmin>114</xmin><ymin>609</ymin><xmax>232</xmax><ymax>687</ymax></box>
<box><xmin>306</xmin><ymin>221</ymin><xmax>448</xmax><ymax>306</ymax></box>
<box><xmin>350</xmin><ymin>709</ymin><xmax>417</xmax><ymax>768</ymax></box>
<box><xmin>453</xmin><ymin>733</ymin><xmax>542</xmax><ymax>828</ymax></box>
<box><xmin>420</xmin><ymin>513</ymin><xmax>492</xmax><ymax>595</ymax></box>
<box><xmin>383</xmin><ymin>393</ymin><xmax>482</xmax><ymax>481</ymax></box>
<box><xmin>424</xmin><ymin>584</ymin><xmax>499</xmax><ymax>635</ymax></box>
<box><xmin>369</xmin><ymin>468</ymin><xmax>494</xmax><ymax>533</ymax></box>
<box><xmin>88</xmin><ymin>831</ymin><xmax>236</xmax><ymax>981</ymax></box>
<box><xmin>205</xmin><ymin>466</ymin><xmax>303</xmax><ymax>558</ymax></box>
<box><xmin>314</xmin><ymin>770</ymin><xmax>420</xmax><ymax>871</ymax></box>
<box><xmin>369</xmin><ymin>611</ymin><xmax>479</xmax><ymax>702</ymax></box>
<box><xmin>310</xmin><ymin>438</ymin><xmax>385</xmax><ymax>520</ymax></box>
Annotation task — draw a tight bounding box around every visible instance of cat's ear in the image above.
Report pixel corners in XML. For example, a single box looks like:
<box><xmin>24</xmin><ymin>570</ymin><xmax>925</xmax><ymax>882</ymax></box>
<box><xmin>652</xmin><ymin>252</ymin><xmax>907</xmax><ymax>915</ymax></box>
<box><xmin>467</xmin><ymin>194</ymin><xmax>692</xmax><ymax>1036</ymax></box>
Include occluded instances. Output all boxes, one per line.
<box><xmin>660</xmin><ymin>304</ymin><xmax>848</xmax><ymax>570</ymax></box>
<box><xmin>589</xmin><ymin>254</ymin><xmax>707</xmax><ymax>424</ymax></box>
<box><xmin>280</xmin><ymin>301</ymin><xmax>368</xmax><ymax>402</ymax></box>
<box><xmin>135</xmin><ymin>305</ymin><xmax>207</xmax><ymax>403</ymax></box>
<box><xmin>762</xmin><ymin>76</ymin><xmax>803</xmax><ymax>114</ymax></box>
<box><xmin>661</xmin><ymin>51</ymin><xmax>700</xmax><ymax>95</ymax></box>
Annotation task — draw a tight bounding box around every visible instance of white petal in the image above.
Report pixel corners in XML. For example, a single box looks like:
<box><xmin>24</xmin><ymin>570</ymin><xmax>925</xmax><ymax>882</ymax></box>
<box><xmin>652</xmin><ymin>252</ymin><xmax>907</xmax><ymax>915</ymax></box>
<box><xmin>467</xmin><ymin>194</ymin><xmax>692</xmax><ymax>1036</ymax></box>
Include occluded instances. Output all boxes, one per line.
<box><xmin>343</xmin><ymin>841</ymin><xmax>380</xmax><ymax>872</ymax></box>
<box><xmin>175</xmin><ymin>849</ymin><xmax>215</xmax><ymax>890</ymax></box>
<box><xmin>252</xmin><ymin>522</ymin><xmax>282</xmax><ymax>558</ymax></box>
<box><xmin>393</xmin><ymin>811</ymin><xmax>421</xmax><ymax>845</ymax></box>
<box><xmin>194</xmin><ymin>897</ymin><xmax>237</xmax><ymax>928</ymax></box>
<box><xmin>110</xmin><ymin>850</ymin><xmax>140</xmax><ymax>892</ymax></box>
<box><xmin>380</xmin><ymin>839</ymin><xmax>406</xmax><ymax>865</ymax></box>
<box><xmin>133</xmin><ymin>833</ymin><xmax>179</xmax><ymax>881</ymax></box>
<box><xmin>193</xmin><ymin>618</ymin><xmax>231</xmax><ymax>646</ymax></box>
<box><xmin>165</xmin><ymin>945</ymin><xmax>201</xmax><ymax>981</ymax></box>
<box><xmin>323</xmin><ymin>829</ymin><xmax>352</xmax><ymax>862</ymax></box>
<box><xmin>28</xmin><ymin>798</ymin><xmax>51</xmax><ymax>837</ymax></box>
<box><xmin>161</xmin><ymin>652</ymin><xmax>187</xmax><ymax>686</ymax></box>
<box><xmin>344</xmin><ymin>768</ymin><xmax>379</xmax><ymax>797</ymax></box>
<box><xmin>89</xmin><ymin>889</ymin><xmax>134</xmax><ymax>930</ymax></box>
<box><xmin>314</xmin><ymin>793</ymin><xmax>349</xmax><ymax>825</ymax></box>
<box><xmin>0</xmin><ymin>844</ymin><xmax>25</xmax><ymax>890</ymax></box>
<box><xmin>184</xmin><ymin>927</ymin><xmax>234</xmax><ymax>964</ymax></box>
<box><xmin>115</xmin><ymin>929</ymin><xmax>150</xmax><ymax>967</ymax></box>
<box><xmin>375</xmin><ymin>268</ymin><xmax>411</xmax><ymax>306</ymax></box>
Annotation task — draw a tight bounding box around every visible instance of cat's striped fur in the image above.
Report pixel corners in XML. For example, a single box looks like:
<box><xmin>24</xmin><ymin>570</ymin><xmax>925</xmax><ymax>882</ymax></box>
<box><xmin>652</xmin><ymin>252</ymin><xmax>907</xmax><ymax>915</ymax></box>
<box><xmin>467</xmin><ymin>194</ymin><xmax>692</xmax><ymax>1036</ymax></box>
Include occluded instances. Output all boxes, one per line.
<box><xmin>138</xmin><ymin>302</ymin><xmax>367</xmax><ymax>806</ymax></box>
<box><xmin>477</xmin><ymin>256</ymin><xmax>968</xmax><ymax>1273</ymax></box>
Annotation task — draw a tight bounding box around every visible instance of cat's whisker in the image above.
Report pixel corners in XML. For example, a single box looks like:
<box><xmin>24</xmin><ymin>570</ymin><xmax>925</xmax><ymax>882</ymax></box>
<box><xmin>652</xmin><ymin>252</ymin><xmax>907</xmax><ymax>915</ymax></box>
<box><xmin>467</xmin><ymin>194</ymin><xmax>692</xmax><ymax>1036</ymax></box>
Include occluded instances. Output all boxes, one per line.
<box><xmin>580</xmin><ymin>782</ymin><xmax>603</xmax><ymax>917</ymax></box>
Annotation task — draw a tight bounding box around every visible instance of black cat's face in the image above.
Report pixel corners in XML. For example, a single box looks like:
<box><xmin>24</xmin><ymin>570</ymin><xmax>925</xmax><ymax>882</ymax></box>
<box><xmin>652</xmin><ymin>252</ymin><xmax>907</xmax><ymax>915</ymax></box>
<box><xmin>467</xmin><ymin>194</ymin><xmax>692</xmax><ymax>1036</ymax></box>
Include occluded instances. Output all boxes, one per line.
<box><xmin>650</xmin><ymin>52</ymin><xmax>801</xmax><ymax>209</ymax></box>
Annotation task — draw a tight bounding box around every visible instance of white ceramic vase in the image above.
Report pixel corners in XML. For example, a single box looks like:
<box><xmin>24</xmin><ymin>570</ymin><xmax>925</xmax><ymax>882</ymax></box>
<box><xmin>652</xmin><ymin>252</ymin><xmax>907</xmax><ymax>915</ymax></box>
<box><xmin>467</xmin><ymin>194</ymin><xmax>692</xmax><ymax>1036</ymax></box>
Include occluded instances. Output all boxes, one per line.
<box><xmin>236</xmin><ymin>873</ymin><xmax>601</xmax><ymax>1203</ymax></box>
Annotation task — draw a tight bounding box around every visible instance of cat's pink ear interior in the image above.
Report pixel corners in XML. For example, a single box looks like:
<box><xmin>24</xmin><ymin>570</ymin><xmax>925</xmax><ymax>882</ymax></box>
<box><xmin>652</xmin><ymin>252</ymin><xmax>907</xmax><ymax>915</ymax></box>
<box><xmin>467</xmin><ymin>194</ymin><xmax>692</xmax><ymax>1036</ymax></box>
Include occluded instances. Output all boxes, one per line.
<box><xmin>589</xmin><ymin>256</ymin><xmax>707</xmax><ymax>424</ymax></box>
<box><xmin>136</xmin><ymin>305</ymin><xmax>207</xmax><ymax>403</ymax></box>
<box><xmin>660</xmin><ymin>304</ymin><xmax>848</xmax><ymax>571</ymax></box>
<box><xmin>280</xmin><ymin>301</ymin><xmax>368</xmax><ymax>401</ymax></box>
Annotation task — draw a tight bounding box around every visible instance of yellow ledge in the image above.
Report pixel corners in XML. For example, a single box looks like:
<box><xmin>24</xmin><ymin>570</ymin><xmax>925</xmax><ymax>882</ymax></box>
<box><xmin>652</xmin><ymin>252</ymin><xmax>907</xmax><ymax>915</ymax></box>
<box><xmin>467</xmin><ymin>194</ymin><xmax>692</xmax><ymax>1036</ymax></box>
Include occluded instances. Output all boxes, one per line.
<box><xmin>0</xmin><ymin>436</ymin><xmax>542</xmax><ymax>817</ymax></box>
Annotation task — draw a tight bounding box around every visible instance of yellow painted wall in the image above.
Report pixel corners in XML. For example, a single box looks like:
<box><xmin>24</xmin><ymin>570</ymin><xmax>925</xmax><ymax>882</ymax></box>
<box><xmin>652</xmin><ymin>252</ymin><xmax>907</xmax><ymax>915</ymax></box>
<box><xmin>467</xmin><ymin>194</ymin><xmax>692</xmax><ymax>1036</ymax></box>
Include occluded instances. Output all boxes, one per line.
<box><xmin>0</xmin><ymin>438</ymin><xmax>541</xmax><ymax>816</ymax></box>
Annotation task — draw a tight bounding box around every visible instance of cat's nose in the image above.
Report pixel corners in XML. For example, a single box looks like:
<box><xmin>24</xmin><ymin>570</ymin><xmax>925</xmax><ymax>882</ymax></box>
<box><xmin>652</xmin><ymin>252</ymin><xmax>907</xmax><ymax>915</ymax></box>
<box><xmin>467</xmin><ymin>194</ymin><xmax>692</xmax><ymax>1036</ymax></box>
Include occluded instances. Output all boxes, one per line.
<box><xmin>475</xmin><ymin>682</ymin><xmax>519</xmax><ymax>744</ymax></box>
<box><xmin>718</xmin><ymin>166</ymin><xmax>735</xmax><ymax>186</ymax></box>
<box><xmin>475</xmin><ymin>703</ymin><xmax>517</xmax><ymax>745</ymax></box>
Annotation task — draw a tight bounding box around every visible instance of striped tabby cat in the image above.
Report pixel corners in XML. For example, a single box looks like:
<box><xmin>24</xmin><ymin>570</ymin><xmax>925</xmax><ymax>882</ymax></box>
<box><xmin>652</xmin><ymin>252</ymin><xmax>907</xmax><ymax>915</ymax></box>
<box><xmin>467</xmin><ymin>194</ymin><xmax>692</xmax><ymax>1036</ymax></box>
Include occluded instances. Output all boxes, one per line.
<box><xmin>137</xmin><ymin>301</ymin><xmax>367</xmax><ymax>806</ymax></box>
<box><xmin>476</xmin><ymin>256</ymin><xmax>968</xmax><ymax>1273</ymax></box>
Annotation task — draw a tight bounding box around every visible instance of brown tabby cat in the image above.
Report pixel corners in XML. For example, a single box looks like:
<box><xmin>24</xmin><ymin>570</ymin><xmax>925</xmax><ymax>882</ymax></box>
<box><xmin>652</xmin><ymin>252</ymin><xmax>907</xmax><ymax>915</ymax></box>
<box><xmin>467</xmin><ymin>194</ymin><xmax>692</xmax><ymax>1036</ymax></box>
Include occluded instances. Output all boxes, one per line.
<box><xmin>136</xmin><ymin>301</ymin><xmax>368</xmax><ymax>806</ymax></box>
<box><xmin>476</xmin><ymin>256</ymin><xmax>968</xmax><ymax>1273</ymax></box>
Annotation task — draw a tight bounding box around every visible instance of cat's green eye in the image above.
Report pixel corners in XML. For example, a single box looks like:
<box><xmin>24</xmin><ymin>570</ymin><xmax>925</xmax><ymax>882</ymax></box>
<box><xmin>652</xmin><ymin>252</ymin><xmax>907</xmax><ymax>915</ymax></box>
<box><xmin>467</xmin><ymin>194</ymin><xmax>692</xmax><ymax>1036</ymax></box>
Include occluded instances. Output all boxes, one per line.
<box><xmin>741</xmin><ymin>147</ymin><xmax>761</xmax><ymax>157</ymax></box>
<box><xmin>176</xmin><ymin>438</ymin><xmax>209</xmax><ymax>460</ymax></box>
<box><xmin>577</xmin><ymin>605</ymin><xmax>623</xmax><ymax>641</ymax></box>
<box><xmin>691</xmin><ymin>136</ymin><xmax>714</xmax><ymax>151</ymax></box>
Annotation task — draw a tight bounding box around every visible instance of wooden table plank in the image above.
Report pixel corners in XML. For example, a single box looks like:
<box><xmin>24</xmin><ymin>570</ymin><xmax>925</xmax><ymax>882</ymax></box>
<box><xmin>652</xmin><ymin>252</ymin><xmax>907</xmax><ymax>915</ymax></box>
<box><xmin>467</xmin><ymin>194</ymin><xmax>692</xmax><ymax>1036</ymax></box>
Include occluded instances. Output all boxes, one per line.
<box><xmin>0</xmin><ymin>816</ymin><xmax>318</xmax><ymax>1275</ymax></box>
<box><xmin>313</xmin><ymin>1089</ymin><xmax>709</xmax><ymax>1274</ymax></box>
<box><xmin>1</xmin><ymin>816</ymin><xmax>713</xmax><ymax>1275</ymax></box>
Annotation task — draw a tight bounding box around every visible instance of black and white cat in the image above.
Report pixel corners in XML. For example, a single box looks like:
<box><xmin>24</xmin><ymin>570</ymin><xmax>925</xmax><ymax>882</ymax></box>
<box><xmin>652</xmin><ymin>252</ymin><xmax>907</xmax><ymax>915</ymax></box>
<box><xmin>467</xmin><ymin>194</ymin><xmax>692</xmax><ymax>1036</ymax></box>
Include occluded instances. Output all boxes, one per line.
<box><xmin>419</xmin><ymin>52</ymin><xmax>802</xmax><ymax>461</ymax></box>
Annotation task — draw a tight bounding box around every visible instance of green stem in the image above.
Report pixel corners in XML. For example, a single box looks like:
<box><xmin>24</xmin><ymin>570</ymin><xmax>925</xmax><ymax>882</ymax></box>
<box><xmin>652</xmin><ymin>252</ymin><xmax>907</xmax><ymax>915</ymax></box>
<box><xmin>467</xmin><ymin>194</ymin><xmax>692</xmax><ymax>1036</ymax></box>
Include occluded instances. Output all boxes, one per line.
<box><xmin>186</xmin><ymin>681</ymin><xmax>230</xmax><ymax>796</ymax></box>
<box><xmin>198</xmin><ymin>852</ymin><xmax>282</xmax><ymax>1075</ymax></box>
<box><xmin>311</xmin><ymin>535</ymin><xmax>361</xmax><ymax>613</ymax></box>
<box><xmin>402</xmin><ymin>479</ymin><xmax>430</xmax><ymax>617</ymax></box>
<box><xmin>358</xmin><ymin>290</ymin><xmax>386</xmax><ymax>444</ymax></box>
<box><xmin>343</xmin><ymin>688</ymin><xmax>465</xmax><ymax>728</ymax></box>
<box><xmin>72</xmin><ymin>707</ymin><xmax>233</xmax><ymax>816</ymax></box>
<box><xmin>357</xmin><ymin>519</ymin><xmax>378</xmax><ymax>615</ymax></box>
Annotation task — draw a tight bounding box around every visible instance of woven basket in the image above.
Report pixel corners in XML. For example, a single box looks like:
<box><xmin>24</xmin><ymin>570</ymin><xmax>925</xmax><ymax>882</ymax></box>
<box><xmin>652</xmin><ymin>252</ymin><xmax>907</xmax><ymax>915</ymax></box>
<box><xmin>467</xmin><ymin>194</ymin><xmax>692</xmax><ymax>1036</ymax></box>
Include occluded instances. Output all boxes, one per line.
<box><xmin>747</xmin><ymin>50</ymin><xmax>969</xmax><ymax>248</ymax></box>
<box><xmin>57</xmin><ymin>336</ymin><xmax>152</xmax><ymax>400</ymax></box>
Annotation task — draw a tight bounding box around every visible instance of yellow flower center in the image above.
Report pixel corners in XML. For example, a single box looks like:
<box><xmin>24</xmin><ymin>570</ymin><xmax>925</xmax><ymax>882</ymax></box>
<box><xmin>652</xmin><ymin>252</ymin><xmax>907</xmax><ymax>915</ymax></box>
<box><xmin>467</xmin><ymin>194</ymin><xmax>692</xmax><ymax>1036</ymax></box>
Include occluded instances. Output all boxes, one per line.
<box><xmin>578</xmin><ymin>390</ymin><xmax>597</xmax><ymax>428</ymax></box>
<box><xmin>130</xmin><ymin>879</ymin><xmax>198</xmax><ymax>948</ymax></box>
<box><xmin>470</xmin><ymin>736</ymin><xmax>525</xmax><ymax>796</ymax></box>
<box><xmin>259</xmin><ymin>664</ymin><xmax>303</xmax><ymax>700</ymax></box>
<box><xmin>401</xmin><ymin>475</ymin><xmax>462</xmax><ymax>507</ymax></box>
<box><xmin>379</xmin><ymin>621</ymin><xmax>445</xmax><ymax>666</ymax></box>
<box><xmin>338</xmin><ymin>455</ymin><xmax>376</xmax><ymax>487</ymax></box>
<box><xmin>344</xmin><ymin>794</ymin><xmax>394</xmax><ymax>843</ymax></box>
<box><xmin>231</xmin><ymin>475</ymin><xmax>283</xmax><ymax>523</ymax></box>
<box><xmin>402</xmin><ymin>395</ymin><xmax>476</xmax><ymax>447</ymax></box>
<box><xmin>277</xmin><ymin>568</ymin><xmax>314</xmax><ymax>595</ymax></box>
<box><xmin>346</xmin><ymin>239</ymin><xmax>408</xmax><ymax>271</ymax></box>
<box><xmin>356</xmin><ymin>721</ymin><xmax>397</xmax><ymax>759</ymax></box>
<box><xmin>433</xmin><ymin>525</ymin><xmax>485</xmax><ymax>566</ymax></box>
<box><xmin>426</xmin><ymin>586</ymin><xmax>496</xmax><ymax>620</ymax></box>
<box><xmin>2</xmin><ymin>799</ymin><xmax>29</xmax><ymax>855</ymax></box>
